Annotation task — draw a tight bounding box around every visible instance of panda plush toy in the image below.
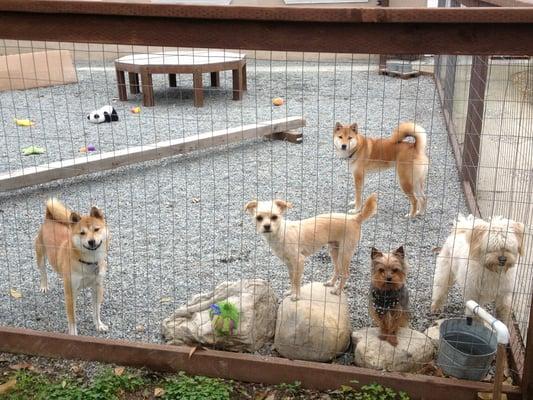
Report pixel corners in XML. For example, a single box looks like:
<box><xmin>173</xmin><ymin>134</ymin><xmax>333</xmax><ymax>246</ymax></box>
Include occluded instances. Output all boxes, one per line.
<box><xmin>87</xmin><ymin>105</ymin><xmax>119</xmax><ymax>124</ymax></box>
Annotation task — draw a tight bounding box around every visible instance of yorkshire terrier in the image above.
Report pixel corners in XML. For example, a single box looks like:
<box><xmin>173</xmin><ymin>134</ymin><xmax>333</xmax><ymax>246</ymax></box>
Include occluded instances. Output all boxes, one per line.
<box><xmin>369</xmin><ymin>246</ymin><xmax>409</xmax><ymax>346</ymax></box>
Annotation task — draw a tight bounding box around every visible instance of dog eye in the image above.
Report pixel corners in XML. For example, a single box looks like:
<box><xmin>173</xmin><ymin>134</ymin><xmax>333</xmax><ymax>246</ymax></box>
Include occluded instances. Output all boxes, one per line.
<box><xmin>256</xmin><ymin>216</ymin><xmax>263</xmax><ymax>222</ymax></box>
<box><xmin>338</xmin><ymin>136</ymin><xmax>342</xmax><ymax>139</ymax></box>
<box><xmin>80</xmin><ymin>231</ymin><xmax>86</xmax><ymax>236</ymax></box>
<box><xmin>392</xmin><ymin>268</ymin><xmax>399</xmax><ymax>273</ymax></box>
<box><xmin>94</xmin><ymin>227</ymin><xmax>100</xmax><ymax>232</ymax></box>
<box><xmin>348</xmin><ymin>136</ymin><xmax>352</xmax><ymax>140</ymax></box>
<box><xmin>271</xmin><ymin>215</ymin><xmax>278</xmax><ymax>221</ymax></box>
<box><xmin>378</xmin><ymin>268</ymin><xmax>385</xmax><ymax>273</ymax></box>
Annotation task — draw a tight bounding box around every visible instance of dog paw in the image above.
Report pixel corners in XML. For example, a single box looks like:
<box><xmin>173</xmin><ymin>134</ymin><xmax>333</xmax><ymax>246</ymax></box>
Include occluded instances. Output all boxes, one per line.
<box><xmin>430</xmin><ymin>304</ymin><xmax>442</xmax><ymax>314</ymax></box>
<box><xmin>323</xmin><ymin>281</ymin><xmax>334</xmax><ymax>287</ymax></box>
<box><xmin>330</xmin><ymin>288</ymin><xmax>342</xmax><ymax>296</ymax></box>
<box><xmin>290</xmin><ymin>294</ymin><xmax>299</xmax><ymax>302</ymax></box>
<box><xmin>283</xmin><ymin>290</ymin><xmax>292</xmax><ymax>297</ymax></box>
<box><xmin>39</xmin><ymin>285</ymin><xmax>49</xmax><ymax>293</ymax></box>
<box><xmin>68</xmin><ymin>325</ymin><xmax>78</xmax><ymax>336</ymax></box>
<box><xmin>96</xmin><ymin>322</ymin><xmax>109</xmax><ymax>332</ymax></box>
<box><xmin>348</xmin><ymin>209</ymin><xmax>358</xmax><ymax>215</ymax></box>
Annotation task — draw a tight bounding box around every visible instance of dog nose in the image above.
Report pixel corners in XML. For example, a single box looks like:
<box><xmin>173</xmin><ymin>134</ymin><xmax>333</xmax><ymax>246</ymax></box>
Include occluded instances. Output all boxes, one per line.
<box><xmin>498</xmin><ymin>256</ymin><xmax>507</xmax><ymax>266</ymax></box>
<box><xmin>88</xmin><ymin>239</ymin><xmax>96</xmax><ymax>247</ymax></box>
<box><xmin>94</xmin><ymin>114</ymin><xmax>99</xmax><ymax>119</ymax></box>
<box><xmin>264</xmin><ymin>224</ymin><xmax>271</xmax><ymax>231</ymax></box>
<box><xmin>386</xmin><ymin>276</ymin><xmax>393</xmax><ymax>282</ymax></box>
<box><xmin>341</xmin><ymin>144</ymin><xmax>347</xmax><ymax>150</ymax></box>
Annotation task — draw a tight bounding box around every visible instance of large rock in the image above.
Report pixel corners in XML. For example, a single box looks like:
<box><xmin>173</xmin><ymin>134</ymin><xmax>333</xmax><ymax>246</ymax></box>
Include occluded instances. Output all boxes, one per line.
<box><xmin>352</xmin><ymin>327</ymin><xmax>436</xmax><ymax>372</ymax></box>
<box><xmin>162</xmin><ymin>279</ymin><xmax>278</xmax><ymax>352</ymax></box>
<box><xmin>274</xmin><ymin>282</ymin><xmax>351</xmax><ymax>362</ymax></box>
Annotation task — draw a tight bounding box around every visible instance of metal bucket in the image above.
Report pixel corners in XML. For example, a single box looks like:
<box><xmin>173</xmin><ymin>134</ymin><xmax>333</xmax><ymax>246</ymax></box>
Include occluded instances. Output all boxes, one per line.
<box><xmin>436</xmin><ymin>318</ymin><xmax>497</xmax><ymax>381</ymax></box>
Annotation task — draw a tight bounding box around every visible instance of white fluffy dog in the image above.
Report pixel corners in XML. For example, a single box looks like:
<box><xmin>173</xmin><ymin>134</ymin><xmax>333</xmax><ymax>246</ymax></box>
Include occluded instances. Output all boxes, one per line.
<box><xmin>431</xmin><ymin>214</ymin><xmax>524</xmax><ymax>325</ymax></box>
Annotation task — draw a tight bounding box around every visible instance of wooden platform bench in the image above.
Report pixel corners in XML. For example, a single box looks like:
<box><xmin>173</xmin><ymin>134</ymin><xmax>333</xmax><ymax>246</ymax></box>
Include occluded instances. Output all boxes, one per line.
<box><xmin>115</xmin><ymin>50</ymin><xmax>247</xmax><ymax>107</ymax></box>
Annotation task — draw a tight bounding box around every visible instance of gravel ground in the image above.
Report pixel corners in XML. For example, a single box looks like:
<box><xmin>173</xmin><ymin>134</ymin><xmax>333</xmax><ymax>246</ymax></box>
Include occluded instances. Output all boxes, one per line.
<box><xmin>0</xmin><ymin>58</ymin><xmax>468</xmax><ymax>351</ymax></box>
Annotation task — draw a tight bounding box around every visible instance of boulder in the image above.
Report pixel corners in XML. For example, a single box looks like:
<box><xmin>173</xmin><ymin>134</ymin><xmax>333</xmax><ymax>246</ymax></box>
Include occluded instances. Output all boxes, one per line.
<box><xmin>162</xmin><ymin>279</ymin><xmax>278</xmax><ymax>352</ymax></box>
<box><xmin>352</xmin><ymin>327</ymin><xmax>436</xmax><ymax>372</ymax></box>
<box><xmin>274</xmin><ymin>282</ymin><xmax>351</xmax><ymax>362</ymax></box>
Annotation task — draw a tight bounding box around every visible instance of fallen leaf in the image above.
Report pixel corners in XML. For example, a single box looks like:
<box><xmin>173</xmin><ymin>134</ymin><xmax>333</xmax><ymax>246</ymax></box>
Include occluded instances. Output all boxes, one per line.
<box><xmin>154</xmin><ymin>387</ymin><xmax>165</xmax><ymax>397</ymax></box>
<box><xmin>61</xmin><ymin>380</ymin><xmax>67</xmax><ymax>388</ymax></box>
<box><xmin>114</xmin><ymin>367</ymin><xmax>125</xmax><ymax>376</ymax></box>
<box><xmin>135</xmin><ymin>324</ymin><xmax>145</xmax><ymax>333</ymax></box>
<box><xmin>191</xmin><ymin>197</ymin><xmax>200</xmax><ymax>204</ymax></box>
<box><xmin>0</xmin><ymin>378</ymin><xmax>17</xmax><ymax>394</ymax></box>
<box><xmin>160</xmin><ymin>297</ymin><xmax>173</xmax><ymax>304</ymax></box>
<box><xmin>9</xmin><ymin>288</ymin><xmax>22</xmax><ymax>299</ymax></box>
<box><xmin>188</xmin><ymin>346</ymin><xmax>198</xmax><ymax>359</ymax></box>
<box><xmin>9</xmin><ymin>362</ymin><xmax>32</xmax><ymax>371</ymax></box>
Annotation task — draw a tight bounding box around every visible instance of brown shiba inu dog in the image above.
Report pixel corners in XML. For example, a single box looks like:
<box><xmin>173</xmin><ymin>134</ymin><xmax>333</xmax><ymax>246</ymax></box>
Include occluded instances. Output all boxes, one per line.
<box><xmin>35</xmin><ymin>198</ymin><xmax>109</xmax><ymax>335</ymax></box>
<box><xmin>334</xmin><ymin>122</ymin><xmax>428</xmax><ymax>218</ymax></box>
<box><xmin>369</xmin><ymin>246</ymin><xmax>409</xmax><ymax>347</ymax></box>
<box><xmin>245</xmin><ymin>194</ymin><xmax>377</xmax><ymax>300</ymax></box>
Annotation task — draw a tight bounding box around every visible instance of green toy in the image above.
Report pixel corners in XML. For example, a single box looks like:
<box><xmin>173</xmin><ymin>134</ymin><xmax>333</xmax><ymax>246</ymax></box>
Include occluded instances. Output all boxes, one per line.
<box><xmin>21</xmin><ymin>145</ymin><xmax>46</xmax><ymax>156</ymax></box>
<box><xmin>209</xmin><ymin>301</ymin><xmax>240</xmax><ymax>336</ymax></box>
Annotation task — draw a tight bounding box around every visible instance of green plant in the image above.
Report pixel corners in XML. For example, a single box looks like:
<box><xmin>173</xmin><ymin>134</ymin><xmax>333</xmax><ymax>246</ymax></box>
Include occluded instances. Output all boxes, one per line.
<box><xmin>331</xmin><ymin>382</ymin><xmax>410</xmax><ymax>400</ymax></box>
<box><xmin>82</xmin><ymin>368</ymin><xmax>144</xmax><ymax>400</ymax></box>
<box><xmin>162</xmin><ymin>372</ymin><xmax>233</xmax><ymax>400</ymax></box>
<box><xmin>276</xmin><ymin>381</ymin><xmax>302</xmax><ymax>397</ymax></box>
<box><xmin>2</xmin><ymin>368</ymin><xmax>144</xmax><ymax>400</ymax></box>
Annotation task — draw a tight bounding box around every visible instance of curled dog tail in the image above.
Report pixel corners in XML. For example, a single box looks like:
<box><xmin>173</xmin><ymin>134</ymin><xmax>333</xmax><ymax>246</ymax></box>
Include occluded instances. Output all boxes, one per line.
<box><xmin>355</xmin><ymin>193</ymin><xmax>378</xmax><ymax>223</ymax></box>
<box><xmin>45</xmin><ymin>198</ymin><xmax>72</xmax><ymax>224</ymax></box>
<box><xmin>391</xmin><ymin>122</ymin><xmax>427</xmax><ymax>155</ymax></box>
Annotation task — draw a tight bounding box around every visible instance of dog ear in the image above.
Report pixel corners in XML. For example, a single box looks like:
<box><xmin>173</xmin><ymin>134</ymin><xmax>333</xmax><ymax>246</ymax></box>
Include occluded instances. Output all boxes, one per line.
<box><xmin>335</xmin><ymin>122</ymin><xmax>343</xmax><ymax>131</ymax></box>
<box><xmin>244</xmin><ymin>200</ymin><xmax>258</xmax><ymax>214</ymax></box>
<box><xmin>393</xmin><ymin>246</ymin><xmax>405</xmax><ymax>259</ymax></box>
<box><xmin>513</xmin><ymin>221</ymin><xmax>525</xmax><ymax>256</ymax></box>
<box><xmin>469</xmin><ymin>225</ymin><xmax>487</xmax><ymax>259</ymax></box>
<box><xmin>371</xmin><ymin>247</ymin><xmax>382</xmax><ymax>260</ymax></box>
<box><xmin>350</xmin><ymin>123</ymin><xmax>358</xmax><ymax>133</ymax></box>
<box><xmin>90</xmin><ymin>206</ymin><xmax>104</xmax><ymax>220</ymax></box>
<box><xmin>70</xmin><ymin>212</ymin><xmax>81</xmax><ymax>224</ymax></box>
<box><xmin>274</xmin><ymin>199</ymin><xmax>293</xmax><ymax>213</ymax></box>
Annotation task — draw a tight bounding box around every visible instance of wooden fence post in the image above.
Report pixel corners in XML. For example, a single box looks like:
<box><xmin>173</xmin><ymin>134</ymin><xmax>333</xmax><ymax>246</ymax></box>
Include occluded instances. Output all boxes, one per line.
<box><xmin>462</xmin><ymin>55</ymin><xmax>488</xmax><ymax>194</ymax></box>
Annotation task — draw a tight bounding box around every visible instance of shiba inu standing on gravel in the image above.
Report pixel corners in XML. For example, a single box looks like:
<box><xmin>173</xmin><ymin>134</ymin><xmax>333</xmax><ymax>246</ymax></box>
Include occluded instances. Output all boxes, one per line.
<box><xmin>35</xmin><ymin>198</ymin><xmax>109</xmax><ymax>335</ymax></box>
<box><xmin>334</xmin><ymin>122</ymin><xmax>428</xmax><ymax>218</ymax></box>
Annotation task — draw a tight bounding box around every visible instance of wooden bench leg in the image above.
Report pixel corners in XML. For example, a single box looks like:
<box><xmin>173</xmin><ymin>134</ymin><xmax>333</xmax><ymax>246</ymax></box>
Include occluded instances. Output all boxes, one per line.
<box><xmin>242</xmin><ymin>64</ymin><xmax>247</xmax><ymax>91</ymax></box>
<box><xmin>128</xmin><ymin>72</ymin><xmax>140</xmax><ymax>94</ymax></box>
<box><xmin>210</xmin><ymin>72</ymin><xmax>220</xmax><ymax>87</ymax></box>
<box><xmin>116</xmin><ymin>69</ymin><xmax>127</xmax><ymax>101</ymax></box>
<box><xmin>140</xmin><ymin>72</ymin><xmax>154</xmax><ymax>107</ymax></box>
<box><xmin>232</xmin><ymin>68</ymin><xmax>243</xmax><ymax>101</ymax></box>
<box><xmin>193</xmin><ymin>71</ymin><xmax>204</xmax><ymax>107</ymax></box>
<box><xmin>169</xmin><ymin>74</ymin><xmax>177</xmax><ymax>87</ymax></box>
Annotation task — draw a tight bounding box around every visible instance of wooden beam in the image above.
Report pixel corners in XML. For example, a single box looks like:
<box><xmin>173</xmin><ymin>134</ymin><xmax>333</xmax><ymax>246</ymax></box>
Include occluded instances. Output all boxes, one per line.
<box><xmin>0</xmin><ymin>117</ymin><xmax>305</xmax><ymax>191</ymax></box>
<box><xmin>0</xmin><ymin>326</ymin><xmax>522</xmax><ymax>400</ymax></box>
<box><xmin>0</xmin><ymin>4</ymin><xmax>533</xmax><ymax>55</ymax></box>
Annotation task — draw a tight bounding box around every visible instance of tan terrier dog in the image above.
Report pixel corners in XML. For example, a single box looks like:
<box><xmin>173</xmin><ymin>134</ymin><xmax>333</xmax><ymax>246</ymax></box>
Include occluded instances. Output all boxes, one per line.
<box><xmin>245</xmin><ymin>194</ymin><xmax>377</xmax><ymax>300</ymax></box>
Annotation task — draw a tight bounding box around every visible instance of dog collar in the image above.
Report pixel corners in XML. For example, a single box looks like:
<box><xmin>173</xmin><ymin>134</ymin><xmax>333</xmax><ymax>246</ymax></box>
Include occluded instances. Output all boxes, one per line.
<box><xmin>79</xmin><ymin>259</ymin><xmax>99</xmax><ymax>269</ymax></box>
<box><xmin>347</xmin><ymin>147</ymin><xmax>358</xmax><ymax>159</ymax></box>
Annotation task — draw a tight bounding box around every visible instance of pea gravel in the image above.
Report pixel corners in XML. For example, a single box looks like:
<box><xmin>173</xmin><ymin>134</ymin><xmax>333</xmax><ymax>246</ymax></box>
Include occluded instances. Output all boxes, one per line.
<box><xmin>0</xmin><ymin>58</ymin><xmax>468</xmax><ymax>352</ymax></box>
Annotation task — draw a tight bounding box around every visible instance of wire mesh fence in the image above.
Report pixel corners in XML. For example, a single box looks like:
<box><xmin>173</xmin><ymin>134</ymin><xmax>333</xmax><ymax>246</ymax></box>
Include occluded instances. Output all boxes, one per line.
<box><xmin>0</xmin><ymin>33</ymin><xmax>531</xmax><ymax>394</ymax></box>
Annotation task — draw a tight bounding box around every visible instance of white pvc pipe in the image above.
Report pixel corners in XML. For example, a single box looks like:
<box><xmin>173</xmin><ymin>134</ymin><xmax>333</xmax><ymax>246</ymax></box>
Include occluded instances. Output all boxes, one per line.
<box><xmin>465</xmin><ymin>300</ymin><xmax>510</xmax><ymax>345</ymax></box>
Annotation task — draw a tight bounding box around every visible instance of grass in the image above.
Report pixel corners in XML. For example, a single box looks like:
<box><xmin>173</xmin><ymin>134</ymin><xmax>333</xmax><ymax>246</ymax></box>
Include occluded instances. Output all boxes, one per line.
<box><xmin>161</xmin><ymin>372</ymin><xmax>233</xmax><ymax>400</ymax></box>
